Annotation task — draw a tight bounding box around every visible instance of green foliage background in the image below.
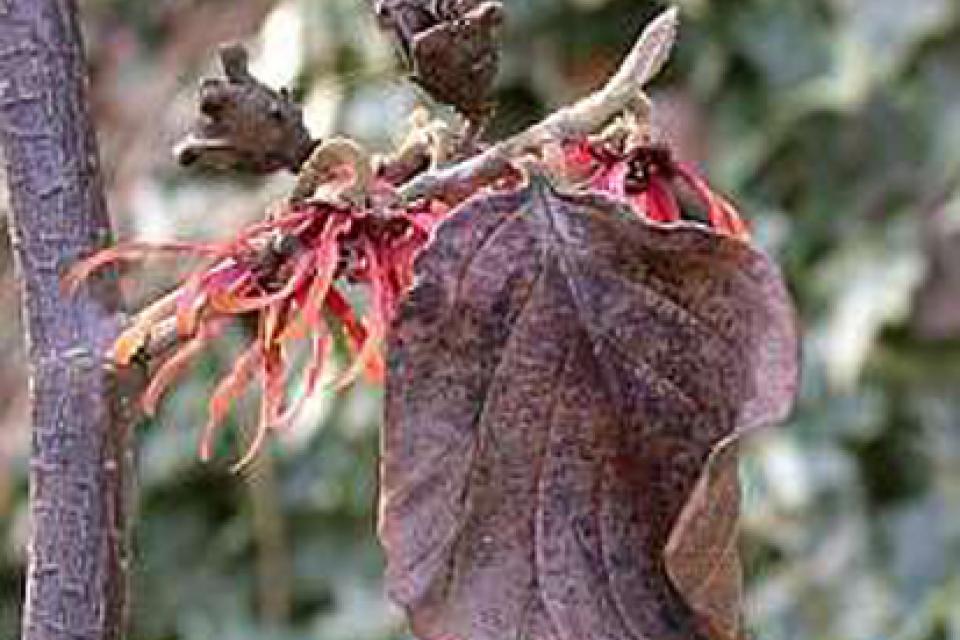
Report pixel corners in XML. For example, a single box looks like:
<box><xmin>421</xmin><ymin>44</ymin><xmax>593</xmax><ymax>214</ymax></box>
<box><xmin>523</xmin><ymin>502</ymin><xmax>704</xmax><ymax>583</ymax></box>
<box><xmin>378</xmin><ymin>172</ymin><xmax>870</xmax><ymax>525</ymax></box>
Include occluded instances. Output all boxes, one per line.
<box><xmin>1</xmin><ymin>0</ymin><xmax>959</xmax><ymax>638</ymax></box>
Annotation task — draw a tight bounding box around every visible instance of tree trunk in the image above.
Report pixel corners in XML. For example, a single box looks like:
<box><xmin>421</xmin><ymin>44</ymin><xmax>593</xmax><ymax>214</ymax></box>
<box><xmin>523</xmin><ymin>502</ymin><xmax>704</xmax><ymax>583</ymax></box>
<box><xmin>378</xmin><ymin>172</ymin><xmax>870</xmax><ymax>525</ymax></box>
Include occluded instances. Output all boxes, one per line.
<box><xmin>0</xmin><ymin>2</ymin><xmax>134</xmax><ymax>639</ymax></box>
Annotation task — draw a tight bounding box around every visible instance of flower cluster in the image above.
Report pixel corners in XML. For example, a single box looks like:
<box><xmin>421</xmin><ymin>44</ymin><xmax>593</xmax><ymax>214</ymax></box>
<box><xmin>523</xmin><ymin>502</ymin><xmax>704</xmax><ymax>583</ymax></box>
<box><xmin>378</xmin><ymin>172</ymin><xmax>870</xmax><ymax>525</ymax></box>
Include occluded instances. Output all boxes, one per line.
<box><xmin>560</xmin><ymin>136</ymin><xmax>750</xmax><ymax>240</ymax></box>
<box><xmin>68</xmin><ymin>194</ymin><xmax>446</xmax><ymax>469</ymax></box>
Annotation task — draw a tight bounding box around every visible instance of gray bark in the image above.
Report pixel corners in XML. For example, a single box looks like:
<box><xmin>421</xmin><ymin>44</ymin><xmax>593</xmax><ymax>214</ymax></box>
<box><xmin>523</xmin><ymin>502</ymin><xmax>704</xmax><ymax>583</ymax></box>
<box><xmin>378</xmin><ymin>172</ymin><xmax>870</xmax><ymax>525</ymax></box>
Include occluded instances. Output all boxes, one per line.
<box><xmin>0</xmin><ymin>1</ymin><xmax>134</xmax><ymax>639</ymax></box>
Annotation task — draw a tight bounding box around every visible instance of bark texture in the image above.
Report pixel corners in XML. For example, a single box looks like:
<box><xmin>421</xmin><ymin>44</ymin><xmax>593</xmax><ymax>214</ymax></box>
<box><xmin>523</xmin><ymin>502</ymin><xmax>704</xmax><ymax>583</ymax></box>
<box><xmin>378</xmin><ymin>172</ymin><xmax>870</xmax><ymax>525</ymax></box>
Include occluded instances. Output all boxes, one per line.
<box><xmin>0</xmin><ymin>2</ymin><xmax>133</xmax><ymax>639</ymax></box>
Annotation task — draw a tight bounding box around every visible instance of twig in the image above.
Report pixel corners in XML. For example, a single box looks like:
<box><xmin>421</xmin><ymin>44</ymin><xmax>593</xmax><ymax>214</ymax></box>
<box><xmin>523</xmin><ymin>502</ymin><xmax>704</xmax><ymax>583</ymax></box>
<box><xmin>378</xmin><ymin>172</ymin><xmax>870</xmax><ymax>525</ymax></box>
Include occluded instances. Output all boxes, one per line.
<box><xmin>397</xmin><ymin>6</ymin><xmax>679</xmax><ymax>204</ymax></box>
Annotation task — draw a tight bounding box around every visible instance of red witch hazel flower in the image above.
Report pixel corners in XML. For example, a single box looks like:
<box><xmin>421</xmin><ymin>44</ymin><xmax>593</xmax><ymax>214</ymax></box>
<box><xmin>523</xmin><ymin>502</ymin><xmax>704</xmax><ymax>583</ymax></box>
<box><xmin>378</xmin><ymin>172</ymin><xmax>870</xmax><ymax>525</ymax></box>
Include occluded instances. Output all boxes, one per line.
<box><xmin>556</xmin><ymin>135</ymin><xmax>750</xmax><ymax>240</ymax></box>
<box><xmin>68</xmin><ymin>139</ymin><xmax>448</xmax><ymax>470</ymax></box>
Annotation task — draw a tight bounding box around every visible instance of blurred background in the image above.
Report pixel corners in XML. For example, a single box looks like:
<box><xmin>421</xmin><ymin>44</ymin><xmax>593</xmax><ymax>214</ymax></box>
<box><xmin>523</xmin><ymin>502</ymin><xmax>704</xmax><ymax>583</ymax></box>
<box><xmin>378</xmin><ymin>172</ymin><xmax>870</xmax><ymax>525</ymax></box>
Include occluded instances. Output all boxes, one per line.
<box><xmin>2</xmin><ymin>0</ymin><xmax>960</xmax><ymax>638</ymax></box>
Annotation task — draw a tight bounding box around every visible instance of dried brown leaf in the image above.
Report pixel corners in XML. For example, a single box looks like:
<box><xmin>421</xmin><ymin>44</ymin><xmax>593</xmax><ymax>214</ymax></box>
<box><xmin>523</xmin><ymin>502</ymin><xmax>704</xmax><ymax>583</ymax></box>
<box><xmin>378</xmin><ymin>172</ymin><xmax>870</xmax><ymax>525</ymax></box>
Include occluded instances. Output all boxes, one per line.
<box><xmin>376</xmin><ymin>0</ymin><xmax>504</xmax><ymax>122</ymax></box>
<box><xmin>382</xmin><ymin>172</ymin><xmax>797</xmax><ymax>640</ymax></box>
<box><xmin>173</xmin><ymin>45</ymin><xmax>315</xmax><ymax>174</ymax></box>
